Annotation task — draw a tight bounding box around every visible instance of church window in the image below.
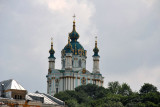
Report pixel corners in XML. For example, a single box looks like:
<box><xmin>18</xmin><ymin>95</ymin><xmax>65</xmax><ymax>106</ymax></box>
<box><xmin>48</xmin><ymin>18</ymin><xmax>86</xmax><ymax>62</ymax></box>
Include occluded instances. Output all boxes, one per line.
<box><xmin>79</xmin><ymin>59</ymin><xmax>81</xmax><ymax>67</ymax></box>
<box><xmin>72</xmin><ymin>60</ymin><xmax>74</xmax><ymax>66</ymax></box>
<box><xmin>56</xmin><ymin>88</ymin><xmax>58</xmax><ymax>93</ymax></box>
<box><xmin>15</xmin><ymin>95</ymin><xmax>17</xmax><ymax>99</ymax></box>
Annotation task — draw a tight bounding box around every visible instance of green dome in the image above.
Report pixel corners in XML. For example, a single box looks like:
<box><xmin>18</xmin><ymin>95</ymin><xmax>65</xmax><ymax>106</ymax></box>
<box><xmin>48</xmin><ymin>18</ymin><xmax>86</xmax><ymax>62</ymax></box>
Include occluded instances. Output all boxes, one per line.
<box><xmin>49</xmin><ymin>42</ymin><xmax>55</xmax><ymax>58</ymax></box>
<box><xmin>69</xmin><ymin>21</ymin><xmax>79</xmax><ymax>41</ymax></box>
<box><xmin>63</xmin><ymin>40</ymin><xmax>86</xmax><ymax>56</ymax></box>
<box><xmin>61</xmin><ymin>21</ymin><xmax>87</xmax><ymax>57</ymax></box>
<box><xmin>93</xmin><ymin>40</ymin><xmax>99</xmax><ymax>57</ymax></box>
<box><xmin>70</xmin><ymin>41</ymin><xmax>84</xmax><ymax>50</ymax></box>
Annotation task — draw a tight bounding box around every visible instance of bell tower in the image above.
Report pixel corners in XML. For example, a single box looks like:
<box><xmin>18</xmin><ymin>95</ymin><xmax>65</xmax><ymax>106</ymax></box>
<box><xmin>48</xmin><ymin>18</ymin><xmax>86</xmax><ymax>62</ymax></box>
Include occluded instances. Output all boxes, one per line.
<box><xmin>92</xmin><ymin>36</ymin><xmax>100</xmax><ymax>73</ymax></box>
<box><xmin>48</xmin><ymin>38</ymin><xmax>56</xmax><ymax>70</ymax></box>
<box><xmin>65</xmin><ymin>36</ymin><xmax>72</xmax><ymax>70</ymax></box>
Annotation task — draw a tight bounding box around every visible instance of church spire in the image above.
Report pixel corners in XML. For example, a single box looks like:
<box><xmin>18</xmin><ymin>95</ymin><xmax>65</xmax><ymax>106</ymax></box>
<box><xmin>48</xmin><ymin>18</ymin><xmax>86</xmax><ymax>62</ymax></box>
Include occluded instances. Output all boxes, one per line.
<box><xmin>92</xmin><ymin>36</ymin><xmax>100</xmax><ymax>74</ymax></box>
<box><xmin>65</xmin><ymin>35</ymin><xmax>72</xmax><ymax>53</ymax></box>
<box><xmin>49</xmin><ymin>37</ymin><xmax>55</xmax><ymax>58</ymax></box>
<box><xmin>93</xmin><ymin>36</ymin><xmax>99</xmax><ymax>56</ymax></box>
<box><xmin>69</xmin><ymin>14</ymin><xmax>79</xmax><ymax>41</ymax></box>
<box><xmin>73</xmin><ymin>14</ymin><xmax>76</xmax><ymax>31</ymax></box>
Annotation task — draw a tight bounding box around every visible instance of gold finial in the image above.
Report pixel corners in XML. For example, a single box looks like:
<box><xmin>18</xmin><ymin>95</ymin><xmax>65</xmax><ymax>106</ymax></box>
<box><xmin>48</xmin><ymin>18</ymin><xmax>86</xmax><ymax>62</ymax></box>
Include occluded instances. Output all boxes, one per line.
<box><xmin>72</xmin><ymin>14</ymin><xmax>76</xmax><ymax>31</ymax></box>
<box><xmin>51</xmin><ymin>37</ymin><xmax>53</xmax><ymax>49</ymax></box>
<box><xmin>95</xmin><ymin>36</ymin><xmax>97</xmax><ymax>48</ymax></box>
<box><xmin>73</xmin><ymin>14</ymin><xmax>76</xmax><ymax>22</ymax></box>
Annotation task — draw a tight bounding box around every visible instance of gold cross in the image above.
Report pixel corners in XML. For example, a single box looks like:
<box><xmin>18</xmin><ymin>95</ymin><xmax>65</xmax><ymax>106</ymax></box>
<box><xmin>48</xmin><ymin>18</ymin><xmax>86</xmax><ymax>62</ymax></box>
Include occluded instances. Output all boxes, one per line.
<box><xmin>95</xmin><ymin>36</ymin><xmax>97</xmax><ymax>41</ymax></box>
<box><xmin>73</xmin><ymin>14</ymin><xmax>76</xmax><ymax>21</ymax></box>
<box><xmin>51</xmin><ymin>37</ymin><xmax>53</xmax><ymax>44</ymax></box>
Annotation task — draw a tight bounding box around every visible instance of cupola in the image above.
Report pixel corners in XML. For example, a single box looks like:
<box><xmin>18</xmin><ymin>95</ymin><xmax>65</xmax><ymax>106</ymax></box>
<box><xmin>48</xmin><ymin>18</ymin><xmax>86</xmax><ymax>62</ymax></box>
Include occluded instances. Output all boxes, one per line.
<box><xmin>49</xmin><ymin>38</ymin><xmax>55</xmax><ymax>58</ymax></box>
<box><xmin>65</xmin><ymin>36</ymin><xmax>72</xmax><ymax>53</ymax></box>
<box><xmin>69</xmin><ymin>15</ymin><xmax>80</xmax><ymax>41</ymax></box>
<box><xmin>93</xmin><ymin>36</ymin><xmax>99</xmax><ymax>57</ymax></box>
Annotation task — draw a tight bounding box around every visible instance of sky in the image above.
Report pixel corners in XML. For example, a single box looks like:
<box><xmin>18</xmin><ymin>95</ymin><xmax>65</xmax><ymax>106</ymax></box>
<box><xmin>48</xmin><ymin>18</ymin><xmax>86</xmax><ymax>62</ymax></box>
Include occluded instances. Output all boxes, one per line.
<box><xmin>0</xmin><ymin>0</ymin><xmax>160</xmax><ymax>93</ymax></box>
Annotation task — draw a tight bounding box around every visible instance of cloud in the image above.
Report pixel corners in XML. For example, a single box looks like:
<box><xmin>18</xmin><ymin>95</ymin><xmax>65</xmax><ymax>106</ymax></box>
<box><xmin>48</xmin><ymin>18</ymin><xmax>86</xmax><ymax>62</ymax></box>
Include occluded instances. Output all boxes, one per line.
<box><xmin>142</xmin><ymin>0</ymin><xmax>157</xmax><ymax>7</ymax></box>
<box><xmin>0</xmin><ymin>0</ymin><xmax>160</xmax><ymax>93</ymax></box>
<box><xmin>0</xmin><ymin>0</ymin><xmax>96</xmax><ymax>92</ymax></box>
<box><xmin>104</xmin><ymin>65</ymin><xmax>160</xmax><ymax>91</ymax></box>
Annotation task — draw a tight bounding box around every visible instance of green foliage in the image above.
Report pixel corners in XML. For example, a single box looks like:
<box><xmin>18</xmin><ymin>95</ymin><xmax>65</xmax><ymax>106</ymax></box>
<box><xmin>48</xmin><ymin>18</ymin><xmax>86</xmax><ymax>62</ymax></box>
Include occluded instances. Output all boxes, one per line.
<box><xmin>65</xmin><ymin>99</ymin><xmax>79</xmax><ymax>107</ymax></box>
<box><xmin>75</xmin><ymin>84</ymin><xmax>107</xmax><ymax>99</ymax></box>
<box><xmin>125</xmin><ymin>102</ymin><xmax>145</xmax><ymax>107</ymax></box>
<box><xmin>145</xmin><ymin>101</ymin><xmax>158</xmax><ymax>107</ymax></box>
<box><xmin>140</xmin><ymin>83</ymin><xmax>157</xmax><ymax>94</ymax></box>
<box><xmin>108</xmin><ymin>81</ymin><xmax>121</xmax><ymax>94</ymax></box>
<box><xmin>54</xmin><ymin>82</ymin><xmax>160</xmax><ymax>107</ymax></box>
<box><xmin>119</xmin><ymin>83</ymin><xmax>132</xmax><ymax>96</ymax></box>
<box><xmin>104</xmin><ymin>100</ymin><xmax>124</xmax><ymax>107</ymax></box>
<box><xmin>141</xmin><ymin>92</ymin><xmax>160</xmax><ymax>104</ymax></box>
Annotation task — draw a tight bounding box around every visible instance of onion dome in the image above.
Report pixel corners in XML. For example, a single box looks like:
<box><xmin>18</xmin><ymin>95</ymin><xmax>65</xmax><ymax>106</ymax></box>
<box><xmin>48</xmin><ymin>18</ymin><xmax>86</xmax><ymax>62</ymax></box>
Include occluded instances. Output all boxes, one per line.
<box><xmin>69</xmin><ymin>21</ymin><xmax>80</xmax><ymax>41</ymax></box>
<box><xmin>93</xmin><ymin>37</ymin><xmax>99</xmax><ymax>57</ymax></box>
<box><xmin>49</xmin><ymin>38</ymin><xmax>55</xmax><ymax>58</ymax></box>
<box><xmin>62</xmin><ymin>19</ymin><xmax>87</xmax><ymax>57</ymax></box>
<box><xmin>65</xmin><ymin>36</ymin><xmax>72</xmax><ymax>53</ymax></box>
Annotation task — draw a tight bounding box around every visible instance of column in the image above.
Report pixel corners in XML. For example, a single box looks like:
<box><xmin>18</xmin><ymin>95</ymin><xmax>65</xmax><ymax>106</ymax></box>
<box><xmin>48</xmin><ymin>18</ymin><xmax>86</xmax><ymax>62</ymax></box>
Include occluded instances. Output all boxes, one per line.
<box><xmin>68</xmin><ymin>77</ymin><xmax>70</xmax><ymax>90</ymax></box>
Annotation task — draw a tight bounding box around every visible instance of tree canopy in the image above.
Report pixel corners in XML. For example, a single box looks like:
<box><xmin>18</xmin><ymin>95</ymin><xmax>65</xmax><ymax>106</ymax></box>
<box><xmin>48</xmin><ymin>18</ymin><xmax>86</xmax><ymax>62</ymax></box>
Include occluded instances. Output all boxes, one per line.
<box><xmin>54</xmin><ymin>82</ymin><xmax>160</xmax><ymax>107</ymax></box>
<box><xmin>140</xmin><ymin>83</ymin><xmax>158</xmax><ymax>94</ymax></box>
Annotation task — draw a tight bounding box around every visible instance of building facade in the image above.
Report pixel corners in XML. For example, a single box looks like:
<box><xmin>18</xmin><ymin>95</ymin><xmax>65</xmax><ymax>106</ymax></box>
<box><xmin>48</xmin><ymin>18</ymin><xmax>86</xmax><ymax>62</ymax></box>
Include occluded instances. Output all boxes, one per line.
<box><xmin>0</xmin><ymin>79</ymin><xmax>27</xmax><ymax>100</ymax></box>
<box><xmin>46</xmin><ymin>19</ymin><xmax>104</xmax><ymax>96</ymax></box>
<box><xmin>0</xmin><ymin>79</ymin><xmax>65</xmax><ymax>107</ymax></box>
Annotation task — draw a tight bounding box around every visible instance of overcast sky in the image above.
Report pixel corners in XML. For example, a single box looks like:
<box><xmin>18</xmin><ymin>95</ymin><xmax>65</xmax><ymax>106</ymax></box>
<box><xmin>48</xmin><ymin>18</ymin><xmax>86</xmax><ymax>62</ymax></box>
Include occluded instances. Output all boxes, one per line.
<box><xmin>0</xmin><ymin>0</ymin><xmax>160</xmax><ymax>93</ymax></box>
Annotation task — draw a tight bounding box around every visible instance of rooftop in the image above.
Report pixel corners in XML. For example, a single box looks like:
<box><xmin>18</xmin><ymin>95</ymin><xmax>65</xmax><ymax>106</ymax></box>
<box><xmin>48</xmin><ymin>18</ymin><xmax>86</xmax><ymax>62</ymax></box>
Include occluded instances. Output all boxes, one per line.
<box><xmin>0</xmin><ymin>79</ymin><xmax>26</xmax><ymax>91</ymax></box>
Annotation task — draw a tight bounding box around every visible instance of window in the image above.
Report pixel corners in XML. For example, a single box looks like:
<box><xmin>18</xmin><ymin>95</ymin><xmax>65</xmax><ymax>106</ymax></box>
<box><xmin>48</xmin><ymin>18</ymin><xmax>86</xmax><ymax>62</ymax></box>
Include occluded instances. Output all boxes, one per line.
<box><xmin>15</xmin><ymin>95</ymin><xmax>17</xmax><ymax>99</ymax></box>
<box><xmin>72</xmin><ymin>60</ymin><xmax>74</xmax><ymax>66</ymax></box>
<box><xmin>79</xmin><ymin>59</ymin><xmax>81</xmax><ymax>67</ymax></box>
<box><xmin>56</xmin><ymin>88</ymin><xmax>58</xmax><ymax>94</ymax></box>
<box><xmin>20</xmin><ymin>95</ymin><xmax>22</xmax><ymax>99</ymax></box>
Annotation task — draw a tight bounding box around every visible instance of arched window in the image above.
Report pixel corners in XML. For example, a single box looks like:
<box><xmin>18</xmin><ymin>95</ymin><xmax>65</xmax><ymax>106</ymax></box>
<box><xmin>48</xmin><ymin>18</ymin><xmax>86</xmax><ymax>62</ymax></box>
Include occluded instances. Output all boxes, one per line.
<box><xmin>15</xmin><ymin>95</ymin><xmax>17</xmax><ymax>99</ymax></box>
<box><xmin>79</xmin><ymin>59</ymin><xmax>81</xmax><ymax>67</ymax></box>
<box><xmin>20</xmin><ymin>95</ymin><xmax>22</xmax><ymax>99</ymax></box>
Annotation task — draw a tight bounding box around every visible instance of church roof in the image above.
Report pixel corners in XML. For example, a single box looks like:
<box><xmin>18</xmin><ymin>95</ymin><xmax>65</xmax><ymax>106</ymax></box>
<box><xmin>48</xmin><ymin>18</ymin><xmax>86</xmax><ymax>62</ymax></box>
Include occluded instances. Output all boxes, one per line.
<box><xmin>62</xmin><ymin>21</ymin><xmax>87</xmax><ymax>57</ymax></box>
<box><xmin>0</xmin><ymin>79</ymin><xmax>26</xmax><ymax>90</ymax></box>
<box><xmin>26</xmin><ymin>93</ymin><xmax>64</xmax><ymax>105</ymax></box>
<box><xmin>69</xmin><ymin>21</ymin><xmax>79</xmax><ymax>41</ymax></box>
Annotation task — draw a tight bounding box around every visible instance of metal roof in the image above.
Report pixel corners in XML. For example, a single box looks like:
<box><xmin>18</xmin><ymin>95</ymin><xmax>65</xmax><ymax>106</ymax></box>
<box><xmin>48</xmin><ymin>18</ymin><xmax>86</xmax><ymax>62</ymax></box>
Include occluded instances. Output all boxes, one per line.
<box><xmin>26</xmin><ymin>93</ymin><xmax>64</xmax><ymax>105</ymax></box>
<box><xmin>0</xmin><ymin>79</ymin><xmax>26</xmax><ymax>90</ymax></box>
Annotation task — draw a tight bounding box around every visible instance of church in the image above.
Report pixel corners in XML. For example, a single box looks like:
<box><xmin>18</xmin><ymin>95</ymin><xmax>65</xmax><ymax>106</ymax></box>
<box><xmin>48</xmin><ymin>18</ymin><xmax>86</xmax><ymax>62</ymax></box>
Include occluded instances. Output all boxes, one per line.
<box><xmin>46</xmin><ymin>17</ymin><xmax>104</xmax><ymax>96</ymax></box>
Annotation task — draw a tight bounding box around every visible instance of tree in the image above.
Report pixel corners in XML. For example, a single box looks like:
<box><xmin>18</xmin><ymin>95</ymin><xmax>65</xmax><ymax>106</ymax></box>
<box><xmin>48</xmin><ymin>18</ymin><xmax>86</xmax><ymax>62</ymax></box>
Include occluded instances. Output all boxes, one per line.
<box><xmin>65</xmin><ymin>99</ymin><xmax>79</xmax><ymax>107</ymax></box>
<box><xmin>140</xmin><ymin>83</ymin><xmax>157</xmax><ymax>94</ymax></box>
<box><xmin>119</xmin><ymin>83</ymin><xmax>132</xmax><ymax>96</ymax></box>
<box><xmin>125</xmin><ymin>102</ymin><xmax>145</xmax><ymax>107</ymax></box>
<box><xmin>108</xmin><ymin>81</ymin><xmax>121</xmax><ymax>94</ymax></box>
<box><xmin>75</xmin><ymin>84</ymin><xmax>107</xmax><ymax>99</ymax></box>
<box><xmin>104</xmin><ymin>100</ymin><xmax>124</xmax><ymax>107</ymax></box>
<box><xmin>145</xmin><ymin>101</ymin><xmax>158</xmax><ymax>107</ymax></box>
<box><xmin>53</xmin><ymin>83</ymin><xmax>160</xmax><ymax>106</ymax></box>
<box><xmin>54</xmin><ymin>91</ymin><xmax>71</xmax><ymax>101</ymax></box>
<box><xmin>141</xmin><ymin>92</ymin><xmax>160</xmax><ymax>104</ymax></box>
